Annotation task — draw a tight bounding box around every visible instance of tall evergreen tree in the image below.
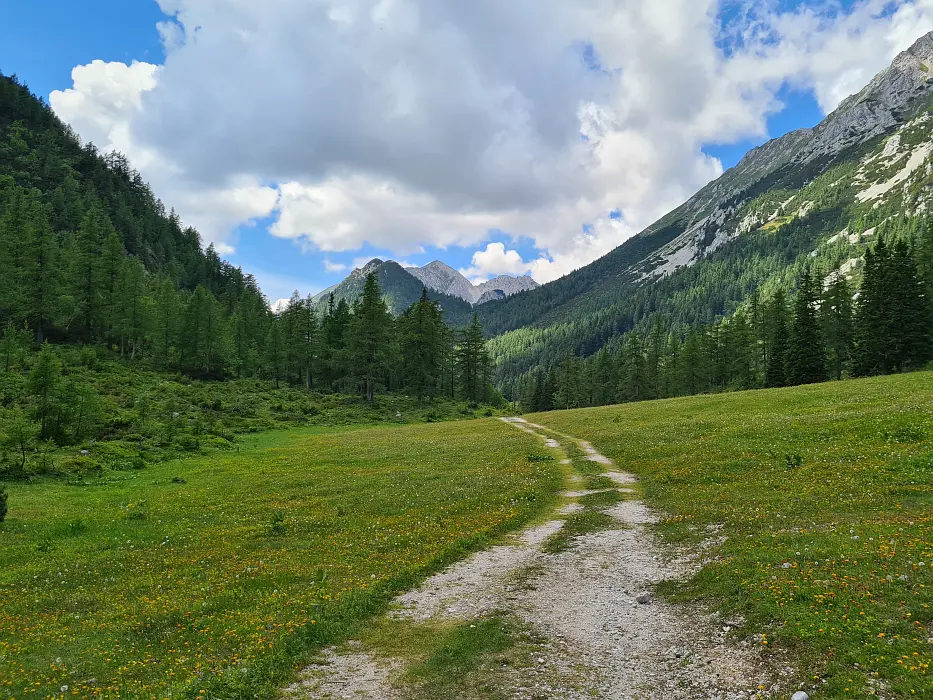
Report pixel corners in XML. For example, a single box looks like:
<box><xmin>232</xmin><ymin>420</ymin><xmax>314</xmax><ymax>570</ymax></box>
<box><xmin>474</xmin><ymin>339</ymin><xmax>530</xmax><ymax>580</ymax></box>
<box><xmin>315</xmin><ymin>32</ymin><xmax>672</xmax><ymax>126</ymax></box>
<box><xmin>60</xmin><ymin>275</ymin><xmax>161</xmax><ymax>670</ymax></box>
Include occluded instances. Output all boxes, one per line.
<box><xmin>263</xmin><ymin>318</ymin><xmax>286</xmax><ymax>388</ymax></box>
<box><xmin>20</xmin><ymin>192</ymin><xmax>59</xmax><ymax>344</ymax></box>
<box><xmin>764</xmin><ymin>289</ymin><xmax>790</xmax><ymax>388</ymax></box>
<box><xmin>821</xmin><ymin>275</ymin><xmax>854</xmax><ymax>380</ymax></box>
<box><xmin>456</xmin><ymin>314</ymin><xmax>490</xmax><ymax>403</ymax></box>
<box><xmin>346</xmin><ymin>273</ymin><xmax>393</xmax><ymax>401</ymax></box>
<box><xmin>399</xmin><ymin>289</ymin><xmax>446</xmax><ymax>399</ymax></box>
<box><xmin>887</xmin><ymin>239</ymin><xmax>931</xmax><ymax>370</ymax></box>
<box><xmin>786</xmin><ymin>271</ymin><xmax>827</xmax><ymax>386</ymax></box>
<box><xmin>853</xmin><ymin>240</ymin><xmax>889</xmax><ymax>376</ymax></box>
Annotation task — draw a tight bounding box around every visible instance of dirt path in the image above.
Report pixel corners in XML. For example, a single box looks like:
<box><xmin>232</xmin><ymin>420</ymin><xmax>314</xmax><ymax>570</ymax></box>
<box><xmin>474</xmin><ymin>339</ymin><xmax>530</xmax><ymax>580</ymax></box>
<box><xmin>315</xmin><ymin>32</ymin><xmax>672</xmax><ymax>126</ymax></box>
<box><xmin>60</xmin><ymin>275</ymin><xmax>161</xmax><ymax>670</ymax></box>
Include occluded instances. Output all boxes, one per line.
<box><xmin>284</xmin><ymin>418</ymin><xmax>783</xmax><ymax>699</ymax></box>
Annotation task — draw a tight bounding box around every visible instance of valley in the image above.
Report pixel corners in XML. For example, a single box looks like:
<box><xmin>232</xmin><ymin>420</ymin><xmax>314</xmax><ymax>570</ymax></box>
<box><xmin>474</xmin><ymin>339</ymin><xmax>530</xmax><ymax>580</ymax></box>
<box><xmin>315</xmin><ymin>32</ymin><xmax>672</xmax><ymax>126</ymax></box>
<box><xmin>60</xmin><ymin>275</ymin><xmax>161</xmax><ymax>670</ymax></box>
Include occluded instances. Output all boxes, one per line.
<box><xmin>2</xmin><ymin>371</ymin><xmax>930</xmax><ymax>698</ymax></box>
<box><xmin>2</xmin><ymin>13</ymin><xmax>933</xmax><ymax>700</ymax></box>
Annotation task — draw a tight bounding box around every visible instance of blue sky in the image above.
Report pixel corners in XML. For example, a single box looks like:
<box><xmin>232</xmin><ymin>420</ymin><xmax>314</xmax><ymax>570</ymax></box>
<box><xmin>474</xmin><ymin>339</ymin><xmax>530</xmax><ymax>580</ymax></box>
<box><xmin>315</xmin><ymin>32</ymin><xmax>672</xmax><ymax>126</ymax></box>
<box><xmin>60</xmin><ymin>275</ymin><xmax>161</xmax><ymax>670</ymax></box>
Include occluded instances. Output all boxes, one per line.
<box><xmin>0</xmin><ymin>0</ymin><xmax>907</xmax><ymax>301</ymax></box>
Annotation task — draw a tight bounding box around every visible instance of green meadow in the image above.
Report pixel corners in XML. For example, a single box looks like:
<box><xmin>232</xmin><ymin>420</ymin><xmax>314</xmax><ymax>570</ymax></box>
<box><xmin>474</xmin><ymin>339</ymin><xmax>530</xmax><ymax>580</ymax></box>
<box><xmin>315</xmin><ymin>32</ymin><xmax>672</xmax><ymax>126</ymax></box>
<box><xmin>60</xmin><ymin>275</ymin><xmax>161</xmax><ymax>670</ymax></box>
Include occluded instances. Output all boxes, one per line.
<box><xmin>531</xmin><ymin>370</ymin><xmax>933</xmax><ymax>697</ymax></box>
<box><xmin>3</xmin><ymin>371</ymin><xmax>932</xmax><ymax>699</ymax></box>
<box><xmin>0</xmin><ymin>420</ymin><xmax>561</xmax><ymax>699</ymax></box>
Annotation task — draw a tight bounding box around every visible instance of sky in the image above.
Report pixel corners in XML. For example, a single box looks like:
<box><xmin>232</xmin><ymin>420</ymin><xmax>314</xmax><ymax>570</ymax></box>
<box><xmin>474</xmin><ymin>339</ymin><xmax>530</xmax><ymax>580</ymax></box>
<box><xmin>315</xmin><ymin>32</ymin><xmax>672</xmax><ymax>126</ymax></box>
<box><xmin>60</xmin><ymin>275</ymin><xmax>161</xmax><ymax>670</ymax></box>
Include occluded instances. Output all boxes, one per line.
<box><xmin>2</xmin><ymin>0</ymin><xmax>933</xmax><ymax>304</ymax></box>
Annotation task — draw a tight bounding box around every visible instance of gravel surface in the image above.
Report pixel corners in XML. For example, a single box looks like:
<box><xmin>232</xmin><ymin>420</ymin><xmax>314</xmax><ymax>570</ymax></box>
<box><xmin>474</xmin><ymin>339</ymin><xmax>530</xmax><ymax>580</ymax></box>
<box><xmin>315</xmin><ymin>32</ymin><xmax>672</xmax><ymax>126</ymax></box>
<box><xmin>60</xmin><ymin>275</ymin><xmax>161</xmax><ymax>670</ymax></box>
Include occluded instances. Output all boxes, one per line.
<box><xmin>287</xmin><ymin>417</ymin><xmax>780</xmax><ymax>699</ymax></box>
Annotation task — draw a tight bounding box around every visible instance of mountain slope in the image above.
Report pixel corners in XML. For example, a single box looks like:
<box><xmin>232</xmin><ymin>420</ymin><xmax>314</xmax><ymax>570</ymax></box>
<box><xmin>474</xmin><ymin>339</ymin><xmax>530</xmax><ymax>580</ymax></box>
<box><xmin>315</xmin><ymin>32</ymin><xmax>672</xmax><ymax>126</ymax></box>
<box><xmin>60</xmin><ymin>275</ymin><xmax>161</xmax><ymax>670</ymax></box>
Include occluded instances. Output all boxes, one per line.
<box><xmin>312</xmin><ymin>259</ymin><xmax>475</xmax><ymax>325</ymax></box>
<box><xmin>406</xmin><ymin>260</ymin><xmax>538</xmax><ymax>303</ymax></box>
<box><xmin>480</xmin><ymin>31</ymin><xmax>933</xmax><ymax>384</ymax></box>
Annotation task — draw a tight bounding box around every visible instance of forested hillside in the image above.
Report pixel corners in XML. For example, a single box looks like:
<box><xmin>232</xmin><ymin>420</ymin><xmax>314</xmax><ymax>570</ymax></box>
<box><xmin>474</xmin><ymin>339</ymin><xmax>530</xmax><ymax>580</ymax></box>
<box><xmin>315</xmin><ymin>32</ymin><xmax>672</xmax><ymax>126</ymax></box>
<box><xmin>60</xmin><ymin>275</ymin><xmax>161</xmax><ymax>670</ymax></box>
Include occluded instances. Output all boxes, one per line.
<box><xmin>0</xmin><ymin>73</ymin><xmax>500</xmax><ymax>479</ymax></box>
<box><xmin>482</xmin><ymin>34</ymin><xmax>933</xmax><ymax>402</ymax></box>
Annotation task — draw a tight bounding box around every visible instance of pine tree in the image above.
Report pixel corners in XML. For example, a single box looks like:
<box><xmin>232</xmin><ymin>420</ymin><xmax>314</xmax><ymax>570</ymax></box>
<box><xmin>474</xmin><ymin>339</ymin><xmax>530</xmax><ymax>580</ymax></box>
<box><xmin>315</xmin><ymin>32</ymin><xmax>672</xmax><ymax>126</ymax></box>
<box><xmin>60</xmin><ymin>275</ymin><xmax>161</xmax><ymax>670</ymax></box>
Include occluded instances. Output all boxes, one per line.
<box><xmin>263</xmin><ymin>318</ymin><xmax>286</xmax><ymax>388</ymax></box>
<box><xmin>764</xmin><ymin>290</ymin><xmax>790</xmax><ymax>387</ymax></box>
<box><xmin>399</xmin><ymin>289</ymin><xmax>446</xmax><ymax>399</ymax></box>
<box><xmin>887</xmin><ymin>239</ymin><xmax>932</xmax><ymax>370</ymax></box>
<box><xmin>66</xmin><ymin>204</ymin><xmax>108</xmax><ymax>342</ymax></box>
<box><xmin>786</xmin><ymin>271</ymin><xmax>826</xmax><ymax>386</ymax></box>
<box><xmin>151</xmin><ymin>277</ymin><xmax>179</xmax><ymax>368</ymax></box>
<box><xmin>26</xmin><ymin>343</ymin><xmax>62</xmax><ymax>439</ymax></box>
<box><xmin>821</xmin><ymin>275</ymin><xmax>854</xmax><ymax>380</ymax></box>
<box><xmin>321</xmin><ymin>294</ymin><xmax>351</xmax><ymax>390</ymax></box>
<box><xmin>592</xmin><ymin>348</ymin><xmax>618</xmax><ymax>406</ymax></box>
<box><xmin>346</xmin><ymin>273</ymin><xmax>393</xmax><ymax>401</ymax></box>
<box><xmin>456</xmin><ymin>314</ymin><xmax>490</xmax><ymax>403</ymax></box>
<box><xmin>114</xmin><ymin>259</ymin><xmax>146</xmax><ymax>360</ymax></box>
<box><xmin>100</xmin><ymin>228</ymin><xmax>125</xmax><ymax>341</ymax></box>
<box><xmin>723</xmin><ymin>312</ymin><xmax>754</xmax><ymax>389</ymax></box>
<box><xmin>20</xmin><ymin>194</ymin><xmax>59</xmax><ymax>344</ymax></box>
<box><xmin>300</xmin><ymin>295</ymin><xmax>318</xmax><ymax>391</ymax></box>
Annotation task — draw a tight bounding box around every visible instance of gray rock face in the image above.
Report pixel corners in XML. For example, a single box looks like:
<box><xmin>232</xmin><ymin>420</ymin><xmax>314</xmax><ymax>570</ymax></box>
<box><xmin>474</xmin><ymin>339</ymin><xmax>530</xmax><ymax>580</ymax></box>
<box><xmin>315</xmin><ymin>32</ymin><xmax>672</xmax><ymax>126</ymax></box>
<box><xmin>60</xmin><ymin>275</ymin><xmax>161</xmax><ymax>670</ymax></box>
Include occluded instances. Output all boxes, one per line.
<box><xmin>474</xmin><ymin>275</ymin><xmax>538</xmax><ymax>303</ymax></box>
<box><xmin>407</xmin><ymin>261</ymin><xmax>538</xmax><ymax>304</ymax></box>
<box><xmin>637</xmin><ymin>31</ymin><xmax>933</xmax><ymax>282</ymax></box>
<box><xmin>407</xmin><ymin>261</ymin><xmax>475</xmax><ymax>302</ymax></box>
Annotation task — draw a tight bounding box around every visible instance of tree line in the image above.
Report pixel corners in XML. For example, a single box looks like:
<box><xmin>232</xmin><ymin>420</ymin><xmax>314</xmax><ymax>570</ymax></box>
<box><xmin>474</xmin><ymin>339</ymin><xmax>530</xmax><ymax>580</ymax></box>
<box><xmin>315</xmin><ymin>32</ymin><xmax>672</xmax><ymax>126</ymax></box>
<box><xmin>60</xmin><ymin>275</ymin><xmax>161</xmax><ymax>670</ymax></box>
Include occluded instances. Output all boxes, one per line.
<box><xmin>0</xmin><ymin>72</ymin><xmax>496</xmax><ymax>406</ymax></box>
<box><xmin>521</xmin><ymin>231</ymin><xmax>933</xmax><ymax>412</ymax></box>
<box><xmin>260</xmin><ymin>276</ymin><xmax>494</xmax><ymax>402</ymax></box>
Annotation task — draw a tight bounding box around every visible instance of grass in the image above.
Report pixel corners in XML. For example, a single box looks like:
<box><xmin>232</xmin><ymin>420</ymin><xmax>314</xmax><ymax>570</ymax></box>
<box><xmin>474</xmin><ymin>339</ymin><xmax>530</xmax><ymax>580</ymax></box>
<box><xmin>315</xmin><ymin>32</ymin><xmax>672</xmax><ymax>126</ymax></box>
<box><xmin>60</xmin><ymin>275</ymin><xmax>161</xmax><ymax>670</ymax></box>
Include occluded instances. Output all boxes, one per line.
<box><xmin>0</xmin><ymin>419</ymin><xmax>561</xmax><ymax>699</ymax></box>
<box><xmin>356</xmin><ymin>613</ymin><xmax>558</xmax><ymax>700</ymax></box>
<box><xmin>541</xmin><ymin>510</ymin><xmax>618</xmax><ymax>555</ymax></box>
<box><xmin>531</xmin><ymin>370</ymin><xmax>933</xmax><ymax>697</ymax></box>
<box><xmin>405</xmin><ymin>616</ymin><xmax>516</xmax><ymax>694</ymax></box>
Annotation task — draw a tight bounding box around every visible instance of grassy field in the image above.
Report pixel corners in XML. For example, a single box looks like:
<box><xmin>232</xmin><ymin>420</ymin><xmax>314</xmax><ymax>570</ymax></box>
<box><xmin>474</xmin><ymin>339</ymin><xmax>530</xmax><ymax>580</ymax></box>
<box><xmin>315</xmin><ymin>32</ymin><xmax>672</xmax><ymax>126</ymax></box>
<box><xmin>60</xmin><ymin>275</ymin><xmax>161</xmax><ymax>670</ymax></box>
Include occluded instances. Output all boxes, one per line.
<box><xmin>0</xmin><ymin>419</ymin><xmax>561</xmax><ymax>699</ymax></box>
<box><xmin>531</xmin><ymin>371</ymin><xmax>933</xmax><ymax>698</ymax></box>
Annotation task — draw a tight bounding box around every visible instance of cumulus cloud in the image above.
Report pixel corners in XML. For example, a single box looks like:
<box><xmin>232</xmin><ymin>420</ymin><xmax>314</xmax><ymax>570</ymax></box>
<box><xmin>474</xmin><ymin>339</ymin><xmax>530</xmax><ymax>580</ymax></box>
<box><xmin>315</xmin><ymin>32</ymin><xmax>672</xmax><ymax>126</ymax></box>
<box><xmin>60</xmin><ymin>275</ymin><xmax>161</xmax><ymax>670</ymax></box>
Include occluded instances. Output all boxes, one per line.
<box><xmin>460</xmin><ymin>243</ymin><xmax>534</xmax><ymax>282</ymax></box>
<box><xmin>47</xmin><ymin>0</ymin><xmax>933</xmax><ymax>283</ymax></box>
<box><xmin>49</xmin><ymin>61</ymin><xmax>278</xmax><ymax>252</ymax></box>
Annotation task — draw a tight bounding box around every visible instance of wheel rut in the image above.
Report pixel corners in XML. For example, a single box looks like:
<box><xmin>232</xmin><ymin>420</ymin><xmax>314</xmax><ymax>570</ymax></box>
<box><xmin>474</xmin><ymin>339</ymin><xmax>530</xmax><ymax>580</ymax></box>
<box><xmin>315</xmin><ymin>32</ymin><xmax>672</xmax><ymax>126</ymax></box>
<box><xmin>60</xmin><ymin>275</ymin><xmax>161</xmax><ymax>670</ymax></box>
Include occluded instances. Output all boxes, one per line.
<box><xmin>284</xmin><ymin>418</ymin><xmax>780</xmax><ymax>699</ymax></box>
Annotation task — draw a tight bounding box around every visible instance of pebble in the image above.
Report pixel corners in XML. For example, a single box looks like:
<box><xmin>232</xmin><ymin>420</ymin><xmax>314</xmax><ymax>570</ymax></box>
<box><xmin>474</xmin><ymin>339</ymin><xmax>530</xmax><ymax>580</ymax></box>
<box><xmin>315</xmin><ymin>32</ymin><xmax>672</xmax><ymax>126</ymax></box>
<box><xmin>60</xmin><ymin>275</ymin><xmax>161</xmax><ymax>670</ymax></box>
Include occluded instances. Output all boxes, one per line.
<box><xmin>635</xmin><ymin>592</ymin><xmax>652</xmax><ymax>604</ymax></box>
<box><xmin>791</xmin><ymin>692</ymin><xmax>809</xmax><ymax>700</ymax></box>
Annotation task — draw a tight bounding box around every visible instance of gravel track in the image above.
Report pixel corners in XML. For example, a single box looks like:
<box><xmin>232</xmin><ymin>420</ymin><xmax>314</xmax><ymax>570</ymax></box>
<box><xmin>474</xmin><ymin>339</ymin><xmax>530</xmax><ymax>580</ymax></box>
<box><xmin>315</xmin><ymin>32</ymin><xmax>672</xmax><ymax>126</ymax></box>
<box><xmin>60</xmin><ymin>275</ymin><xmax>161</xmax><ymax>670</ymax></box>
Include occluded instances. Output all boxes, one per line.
<box><xmin>286</xmin><ymin>418</ymin><xmax>779</xmax><ymax>699</ymax></box>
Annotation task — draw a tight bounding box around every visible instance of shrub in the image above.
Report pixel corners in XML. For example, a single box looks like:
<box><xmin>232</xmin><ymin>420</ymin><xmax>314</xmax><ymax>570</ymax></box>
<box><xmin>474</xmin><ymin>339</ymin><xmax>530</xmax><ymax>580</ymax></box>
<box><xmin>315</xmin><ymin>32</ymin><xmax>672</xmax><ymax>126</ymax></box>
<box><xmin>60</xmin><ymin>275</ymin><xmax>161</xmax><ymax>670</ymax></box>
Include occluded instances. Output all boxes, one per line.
<box><xmin>268</xmin><ymin>510</ymin><xmax>287</xmax><ymax>536</ymax></box>
<box><xmin>59</xmin><ymin>455</ymin><xmax>103</xmax><ymax>477</ymax></box>
<box><xmin>0</xmin><ymin>485</ymin><xmax>7</xmax><ymax>522</ymax></box>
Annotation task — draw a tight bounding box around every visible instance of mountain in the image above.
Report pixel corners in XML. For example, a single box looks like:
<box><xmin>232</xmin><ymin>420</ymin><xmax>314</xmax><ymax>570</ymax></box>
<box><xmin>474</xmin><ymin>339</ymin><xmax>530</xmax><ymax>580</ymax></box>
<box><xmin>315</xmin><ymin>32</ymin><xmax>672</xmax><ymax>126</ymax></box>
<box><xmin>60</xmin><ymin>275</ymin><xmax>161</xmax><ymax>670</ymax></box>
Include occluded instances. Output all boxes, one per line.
<box><xmin>311</xmin><ymin>259</ymin><xmax>475</xmax><ymax>326</ymax></box>
<box><xmin>479</xmin><ymin>31</ymin><xmax>933</xmax><ymax>389</ymax></box>
<box><xmin>406</xmin><ymin>260</ymin><xmax>538</xmax><ymax>304</ymax></box>
<box><xmin>308</xmin><ymin>259</ymin><xmax>537</xmax><ymax>322</ymax></box>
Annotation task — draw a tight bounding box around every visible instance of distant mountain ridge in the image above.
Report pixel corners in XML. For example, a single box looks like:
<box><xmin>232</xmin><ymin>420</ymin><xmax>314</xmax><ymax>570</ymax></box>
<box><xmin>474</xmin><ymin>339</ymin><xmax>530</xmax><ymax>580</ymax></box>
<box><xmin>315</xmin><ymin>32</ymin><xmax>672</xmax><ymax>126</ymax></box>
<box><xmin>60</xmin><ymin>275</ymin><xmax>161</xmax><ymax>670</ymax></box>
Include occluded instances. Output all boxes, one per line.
<box><xmin>296</xmin><ymin>258</ymin><xmax>536</xmax><ymax>324</ymax></box>
<box><xmin>405</xmin><ymin>260</ymin><xmax>538</xmax><ymax>304</ymax></box>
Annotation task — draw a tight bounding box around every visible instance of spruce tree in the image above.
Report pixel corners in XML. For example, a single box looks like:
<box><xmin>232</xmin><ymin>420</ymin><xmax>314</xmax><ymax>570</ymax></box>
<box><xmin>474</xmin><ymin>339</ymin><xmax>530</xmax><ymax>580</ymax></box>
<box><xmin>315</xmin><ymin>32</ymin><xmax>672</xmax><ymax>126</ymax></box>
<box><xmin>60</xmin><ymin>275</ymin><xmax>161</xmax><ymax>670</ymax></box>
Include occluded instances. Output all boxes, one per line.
<box><xmin>456</xmin><ymin>314</ymin><xmax>490</xmax><ymax>403</ymax></box>
<box><xmin>786</xmin><ymin>271</ymin><xmax>827</xmax><ymax>386</ymax></box>
<box><xmin>346</xmin><ymin>273</ymin><xmax>393</xmax><ymax>401</ymax></box>
<box><xmin>399</xmin><ymin>289</ymin><xmax>446</xmax><ymax>399</ymax></box>
<box><xmin>820</xmin><ymin>275</ymin><xmax>854</xmax><ymax>380</ymax></box>
<box><xmin>263</xmin><ymin>319</ymin><xmax>286</xmax><ymax>388</ymax></box>
<box><xmin>853</xmin><ymin>239</ymin><xmax>892</xmax><ymax>375</ymax></box>
<box><xmin>887</xmin><ymin>239</ymin><xmax>931</xmax><ymax>370</ymax></box>
<box><xmin>26</xmin><ymin>343</ymin><xmax>62</xmax><ymax>439</ymax></box>
<box><xmin>764</xmin><ymin>290</ymin><xmax>790</xmax><ymax>388</ymax></box>
<box><xmin>20</xmin><ymin>194</ymin><xmax>59</xmax><ymax>344</ymax></box>
<box><xmin>67</xmin><ymin>204</ymin><xmax>108</xmax><ymax>342</ymax></box>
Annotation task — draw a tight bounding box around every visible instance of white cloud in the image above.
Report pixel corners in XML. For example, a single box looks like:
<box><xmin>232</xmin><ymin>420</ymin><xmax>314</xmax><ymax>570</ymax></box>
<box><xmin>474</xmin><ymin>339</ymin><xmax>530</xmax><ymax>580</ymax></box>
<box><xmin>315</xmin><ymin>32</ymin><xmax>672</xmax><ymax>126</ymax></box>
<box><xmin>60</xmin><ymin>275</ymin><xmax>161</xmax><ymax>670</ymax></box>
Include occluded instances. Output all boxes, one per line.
<box><xmin>48</xmin><ymin>0</ymin><xmax>933</xmax><ymax>284</ymax></box>
<box><xmin>322</xmin><ymin>259</ymin><xmax>349</xmax><ymax>273</ymax></box>
<box><xmin>460</xmin><ymin>242</ymin><xmax>533</xmax><ymax>282</ymax></box>
<box><xmin>49</xmin><ymin>61</ymin><xmax>278</xmax><ymax>252</ymax></box>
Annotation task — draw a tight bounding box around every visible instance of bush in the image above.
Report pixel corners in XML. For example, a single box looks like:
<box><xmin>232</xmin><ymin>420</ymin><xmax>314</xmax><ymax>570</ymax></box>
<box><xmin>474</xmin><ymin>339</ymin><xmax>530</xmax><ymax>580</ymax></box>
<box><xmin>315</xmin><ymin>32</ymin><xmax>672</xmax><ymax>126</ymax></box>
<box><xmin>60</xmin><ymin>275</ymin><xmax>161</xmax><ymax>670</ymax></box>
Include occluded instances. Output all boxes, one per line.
<box><xmin>0</xmin><ymin>485</ymin><xmax>7</xmax><ymax>522</ymax></box>
<box><xmin>59</xmin><ymin>455</ymin><xmax>103</xmax><ymax>477</ymax></box>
